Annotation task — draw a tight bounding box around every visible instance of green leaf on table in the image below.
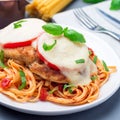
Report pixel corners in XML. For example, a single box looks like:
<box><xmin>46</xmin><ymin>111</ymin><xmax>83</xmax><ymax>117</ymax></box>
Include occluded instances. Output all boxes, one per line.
<box><xmin>83</xmin><ymin>0</ymin><xmax>104</xmax><ymax>3</ymax></box>
<box><xmin>110</xmin><ymin>0</ymin><xmax>120</xmax><ymax>10</ymax></box>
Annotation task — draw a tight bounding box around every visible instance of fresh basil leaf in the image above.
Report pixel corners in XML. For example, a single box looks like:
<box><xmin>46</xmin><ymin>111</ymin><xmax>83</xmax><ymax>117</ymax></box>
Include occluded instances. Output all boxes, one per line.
<box><xmin>49</xmin><ymin>89</ymin><xmax>57</xmax><ymax>94</ymax></box>
<box><xmin>64</xmin><ymin>29</ymin><xmax>86</xmax><ymax>43</ymax></box>
<box><xmin>0</xmin><ymin>50</ymin><xmax>4</xmax><ymax>62</ymax></box>
<box><xmin>93</xmin><ymin>56</ymin><xmax>97</xmax><ymax>64</ymax></box>
<box><xmin>91</xmin><ymin>75</ymin><xmax>98</xmax><ymax>81</ymax></box>
<box><xmin>68</xmin><ymin>88</ymin><xmax>73</xmax><ymax>94</ymax></box>
<box><xmin>63</xmin><ymin>84</ymin><xmax>74</xmax><ymax>90</ymax></box>
<box><xmin>14</xmin><ymin>20</ymin><xmax>27</xmax><ymax>29</ymax></box>
<box><xmin>75</xmin><ymin>59</ymin><xmax>85</xmax><ymax>64</ymax></box>
<box><xmin>0</xmin><ymin>61</ymin><xmax>6</xmax><ymax>68</ymax></box>
<box><xmin>110</xmin><ymin>0</ymin><xmax>120</xmax><ymax>10</ymax></box>
<box><xmin>83</xmin><ymin>0</ymin><xmax>104</xmax><ymax>3</ymax></box>
<box><xmin>102</xmin><ymin>60</ymin><xmax>109</xmax><ymax>72</ymax></box>
<box><xmin>42</xmin><ymin>23</ymin><xmax>63</xmax><ymax>36</ymax></box>
<box><xmin>18</xmin><ymin>70</ymin><xmax>26</xmax><ymax>90</ymax></box>
<box><xmin>0</xmin><ymin>50</ymin><xmax>6</xmax><ymax>68</ymax></box>
<box><xmin>43</xmin><ymin>40</ymin><xmax>57</xmax><ymax>51</ymax></box>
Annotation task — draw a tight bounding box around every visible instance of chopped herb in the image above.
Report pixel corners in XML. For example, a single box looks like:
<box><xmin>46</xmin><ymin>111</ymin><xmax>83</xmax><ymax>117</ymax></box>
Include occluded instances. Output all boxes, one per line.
<box><xmin>43</xmin><ymin>40</ymin><xmax>57</xmax><ymax>51</ymax></box>
<box><xmin>89</xmin><ymin>50</ymin><xmax>92</xmax><ymax>55</ymax></box>
<box><xmin>0</xmin><ymin>50</ymin><xmax>6</xmax><ymax>68</ymax></box>
<box><xmin>14</xmin><ymin>20</ymin><xmax>26</xmax><ymax>29</ymax></box>
<box><xmin>75</xmin><ymin>59</ymin><xmax>85</xmax><ymax>64</ymax></box>
<box><xmin>42</xmin><ymin>23</ymin><xmax>63</xmax><ymax>36</ymax></box>
<box><xmin>49</xmin><ymin>89</ymin><xmax>56</xmax><ymax>94</ymax></box>
<box><xmin>0</xmin><ymin>50</ymin><xmax>4</xmax><ymax>62</ymax></box>
<box><xmin>63</xmin><ymin>84</ymin><xmax>74</xmax><ymax>94</ymax></box>
<box><xmin>91</xmin><ymin>75</ymin><xmax>98</xmax><ymax>81</ymax></box>
<box><xmin>68</xmin><ymin>88</ymin><xmax>73</xmax><ymax>93</ymax></box>
<box><xmin>64</xmin><ymin>29</ymin><xmax>86</xmax><ymax>43</ymax></box>
<box><xmin>63</xmin><ymin>84</ymin><xmax>74</xmax><ymax>90</ymax></box>
<box><xmin>0</xmin><ymin>61</ymin><xmax>6</xmax><ymax>68</ymax></box>
<box><xmin>18</xmin><ymin>70</ymin><xmax>26</xmax><ymax>90</ymax></box>
<box><xmin>93</xmin><ymin>56</ymin><xmax>98</xmax><ymax>64</ymax></box>
<box><xmin>102</xmin><ymin>60</ymin><xmax>109</xmax><ymax>72</ymax></box>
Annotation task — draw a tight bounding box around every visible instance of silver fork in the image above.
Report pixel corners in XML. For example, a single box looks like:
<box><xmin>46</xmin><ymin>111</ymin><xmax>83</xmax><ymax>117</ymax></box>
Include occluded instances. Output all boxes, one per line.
<box><xmin>73</xmin><ymin>8</ymin><xmax>120</xmax><ymax>41</ymax></box>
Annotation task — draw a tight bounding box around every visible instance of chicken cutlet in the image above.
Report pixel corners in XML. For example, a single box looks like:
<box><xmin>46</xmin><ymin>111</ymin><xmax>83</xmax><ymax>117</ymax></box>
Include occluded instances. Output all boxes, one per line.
<box><xmin>3</xmin><ymin>46</ymin><xmax>70</xmax><ymax>83</ymax></box>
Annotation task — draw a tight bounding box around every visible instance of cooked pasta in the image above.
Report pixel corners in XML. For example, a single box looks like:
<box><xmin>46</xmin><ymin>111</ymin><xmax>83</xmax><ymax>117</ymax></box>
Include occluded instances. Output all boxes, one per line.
<box><xmin>0</xmin><ymin>51</ymin><xmax>116</xmax><ymax>105</ymax></box>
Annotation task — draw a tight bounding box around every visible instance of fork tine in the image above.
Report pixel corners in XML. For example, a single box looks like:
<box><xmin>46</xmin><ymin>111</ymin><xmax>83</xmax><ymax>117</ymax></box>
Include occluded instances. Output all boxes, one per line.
<box><xmin>73</xmin><ymin>8</ymin><xmax>97</xmax><ymax>30</ymax></box>
<box><xmin>73</xmin><ymin>9</ymin><xmax>91</xmax><ymax>29</ymax></box>
<box><xmin>79</xmin><ymin>9</ymin><xmax>98</xmax><ymax>27</ymax></box>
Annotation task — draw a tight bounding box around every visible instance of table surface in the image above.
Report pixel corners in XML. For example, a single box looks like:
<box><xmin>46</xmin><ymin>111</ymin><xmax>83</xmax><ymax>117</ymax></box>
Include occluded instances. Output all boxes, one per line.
<box><xmin>0</xmin><ymin>0</ymin><xmax>120</xmax><ymax>120</ymax></box>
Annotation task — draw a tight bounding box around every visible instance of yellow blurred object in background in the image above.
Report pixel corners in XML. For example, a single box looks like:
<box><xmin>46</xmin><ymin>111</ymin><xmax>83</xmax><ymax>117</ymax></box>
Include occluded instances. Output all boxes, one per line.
<box><xmin>26</xmin><ymin>0</ymin><xmax>73</xmax><ymax>21</ymax></box>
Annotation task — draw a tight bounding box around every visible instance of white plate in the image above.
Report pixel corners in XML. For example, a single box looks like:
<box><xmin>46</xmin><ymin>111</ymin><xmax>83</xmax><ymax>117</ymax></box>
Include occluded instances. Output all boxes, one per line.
<box><xmin>0</xmin><ymin>27</ymin><xmax>120</xmax><ymax>116</ymax></box>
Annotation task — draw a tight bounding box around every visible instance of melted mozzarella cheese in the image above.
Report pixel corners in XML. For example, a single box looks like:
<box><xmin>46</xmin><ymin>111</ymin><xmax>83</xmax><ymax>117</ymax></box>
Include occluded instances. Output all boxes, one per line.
<box><xmin>38</xmin><ymin>33</ymin><xmax>97</xmax><ymax>85</ymax></box>
<box><xmin>0</xmin><ymin>18</ymin><xmax>46</xmax><ymax>44</ymax></box>
<box><xmin>62</xmin><ymin>59</ymin><xmax>97</xmax><ymax>85</ymax></box>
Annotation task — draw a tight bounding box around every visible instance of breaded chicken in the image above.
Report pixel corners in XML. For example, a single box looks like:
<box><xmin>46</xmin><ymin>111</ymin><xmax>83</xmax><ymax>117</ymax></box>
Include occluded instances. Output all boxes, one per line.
<box><xmin>29</xmin><ymin>62</ymin><xmax>69</xmax><ymax>83</ymax></box>
<box><xmin>3</xmin><ymin>46</ymin><xmax>70</xmax><ymax>83</ymax></box>
<box><xmin>4</xmin><ymin>46</ymin><xmax>39</xmax><ymax>65</ymax></box>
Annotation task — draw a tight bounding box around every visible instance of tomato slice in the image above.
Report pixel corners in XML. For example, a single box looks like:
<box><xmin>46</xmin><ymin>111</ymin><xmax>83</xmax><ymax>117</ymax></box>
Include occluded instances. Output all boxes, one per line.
<box><xmin>39</xmin><ymin>88</ymin><xmax>48</xmax><ymax>101</ymax></box>
<box><xmin>88</xmin><ymin>47</ymin><xmax>94</xmax><ymax>56</ymax></box>
<box><xmin>3</xmin><ymin>37</ymin><xmax>37</xmax><ymax>48</ymax></box>
<box><xmin>0</xmin><ymin>18</ymin><xmax>46</xmax><ymax>48</ymax></box>
<box><xmin>37</xmin><ymin>33</ymin><xmax>60</xmax><ymax>70</ymax></box>
<box><xmin>37</xmin><ymin>50</ymin><xmax>59</xmax><ymax>70</ymax></box>
<box><xmin>1</xmin><ymin>78</ymin><xmax>11</xmax><ymax>89</ymax></box>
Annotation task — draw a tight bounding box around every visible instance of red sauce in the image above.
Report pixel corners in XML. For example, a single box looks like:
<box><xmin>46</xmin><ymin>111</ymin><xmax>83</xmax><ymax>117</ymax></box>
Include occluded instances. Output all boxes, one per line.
<box><xmin>0</xmin><ymin>0</ymin><xmax>28</xmax><ymax>29</ymax></box>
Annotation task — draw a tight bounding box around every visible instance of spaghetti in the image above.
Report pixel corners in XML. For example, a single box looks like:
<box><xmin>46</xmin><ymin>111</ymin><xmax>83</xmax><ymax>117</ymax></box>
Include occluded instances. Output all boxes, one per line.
<box><xmin>0</xmin><ymin>50</ymin><xmax>116</xmax><ymax>105</ymax></box>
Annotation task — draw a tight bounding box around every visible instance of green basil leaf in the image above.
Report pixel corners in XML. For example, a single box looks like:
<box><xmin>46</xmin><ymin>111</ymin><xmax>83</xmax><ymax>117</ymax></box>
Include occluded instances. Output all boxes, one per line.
<box><xmin>68</xmin><ymin>88</ymin><xmax>73</xmax><ymax>94</ymax></box>
<box><xmin>63</xmin><ymin>84</ymin><xmax>74</xmax><ymax>90</ymax></box>
<box><xmin>75</xmin><ymin>59</ymin><xmax>85</xmax><ymax>64</ymax></box>
<box><xmin>42</xmin><ymin>23</ymin><xmax>63</xmax><ymax>36</ymax></box>
<box><xmin>0</xmin><ymin>50</ymin><xmax>4</xmax><ymax>62</ymax></box>
<box><xmin>49</xmin><ymin>89</ymin><xmax>57</xmax><ymax>94</ymax></box>
<box><xmin>110</xmin><ymin>0</ymin><xmax>120</xmax><ymax>10</ymax></box>
<box><xmin>0</xmin><ymin>61</ymin><xmax>6</xmax><ymax>68</ymax></box>
<box><xmin>43</xmin><ymin>40</ymin><xmax>57</xmax><ymax>51</ymax></box>
<box><xmin>91</xmin><ymin>75</ymin><xmax>98</xmax><ymax>81</ymax></box>
<box><xmin>14</xmin><ymin>20</ymin><xmax>27</xmax><ymax>29</ymax></box>
<box><xmin>0</xmin><ymin>50</ymin><xmax>7</xmax><ymax>68</ymax></box>
<box><xmin>102</xmin><ymin>60</ymin><xmax>109</xmax><ymax>72</ymax></box>
<box><xmin>64</xmin><ymin>29</ymin><xmax>86</xmax><ymax>43</ymax></box>
<box><xmin>83</xmin><ymin>0</ymin><xmax>104</xmax><ymax>3</ymax></box>
<box><xmin>93</xmin><ymin>56</ymin><xmax>98</xmax><ymax>64</ymax></box>
<box><xmin>18</xmin><ymin>70</ymin><xmax>26</xmax><ymax>90</ymax></box>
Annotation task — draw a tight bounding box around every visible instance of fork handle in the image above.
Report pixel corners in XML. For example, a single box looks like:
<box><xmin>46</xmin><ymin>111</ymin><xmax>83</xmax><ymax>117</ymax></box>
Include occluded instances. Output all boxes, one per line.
<box><xmin>101</xmin><ymin>30</ymin><xmax>120</xmax><ymax>41</ymax></box>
